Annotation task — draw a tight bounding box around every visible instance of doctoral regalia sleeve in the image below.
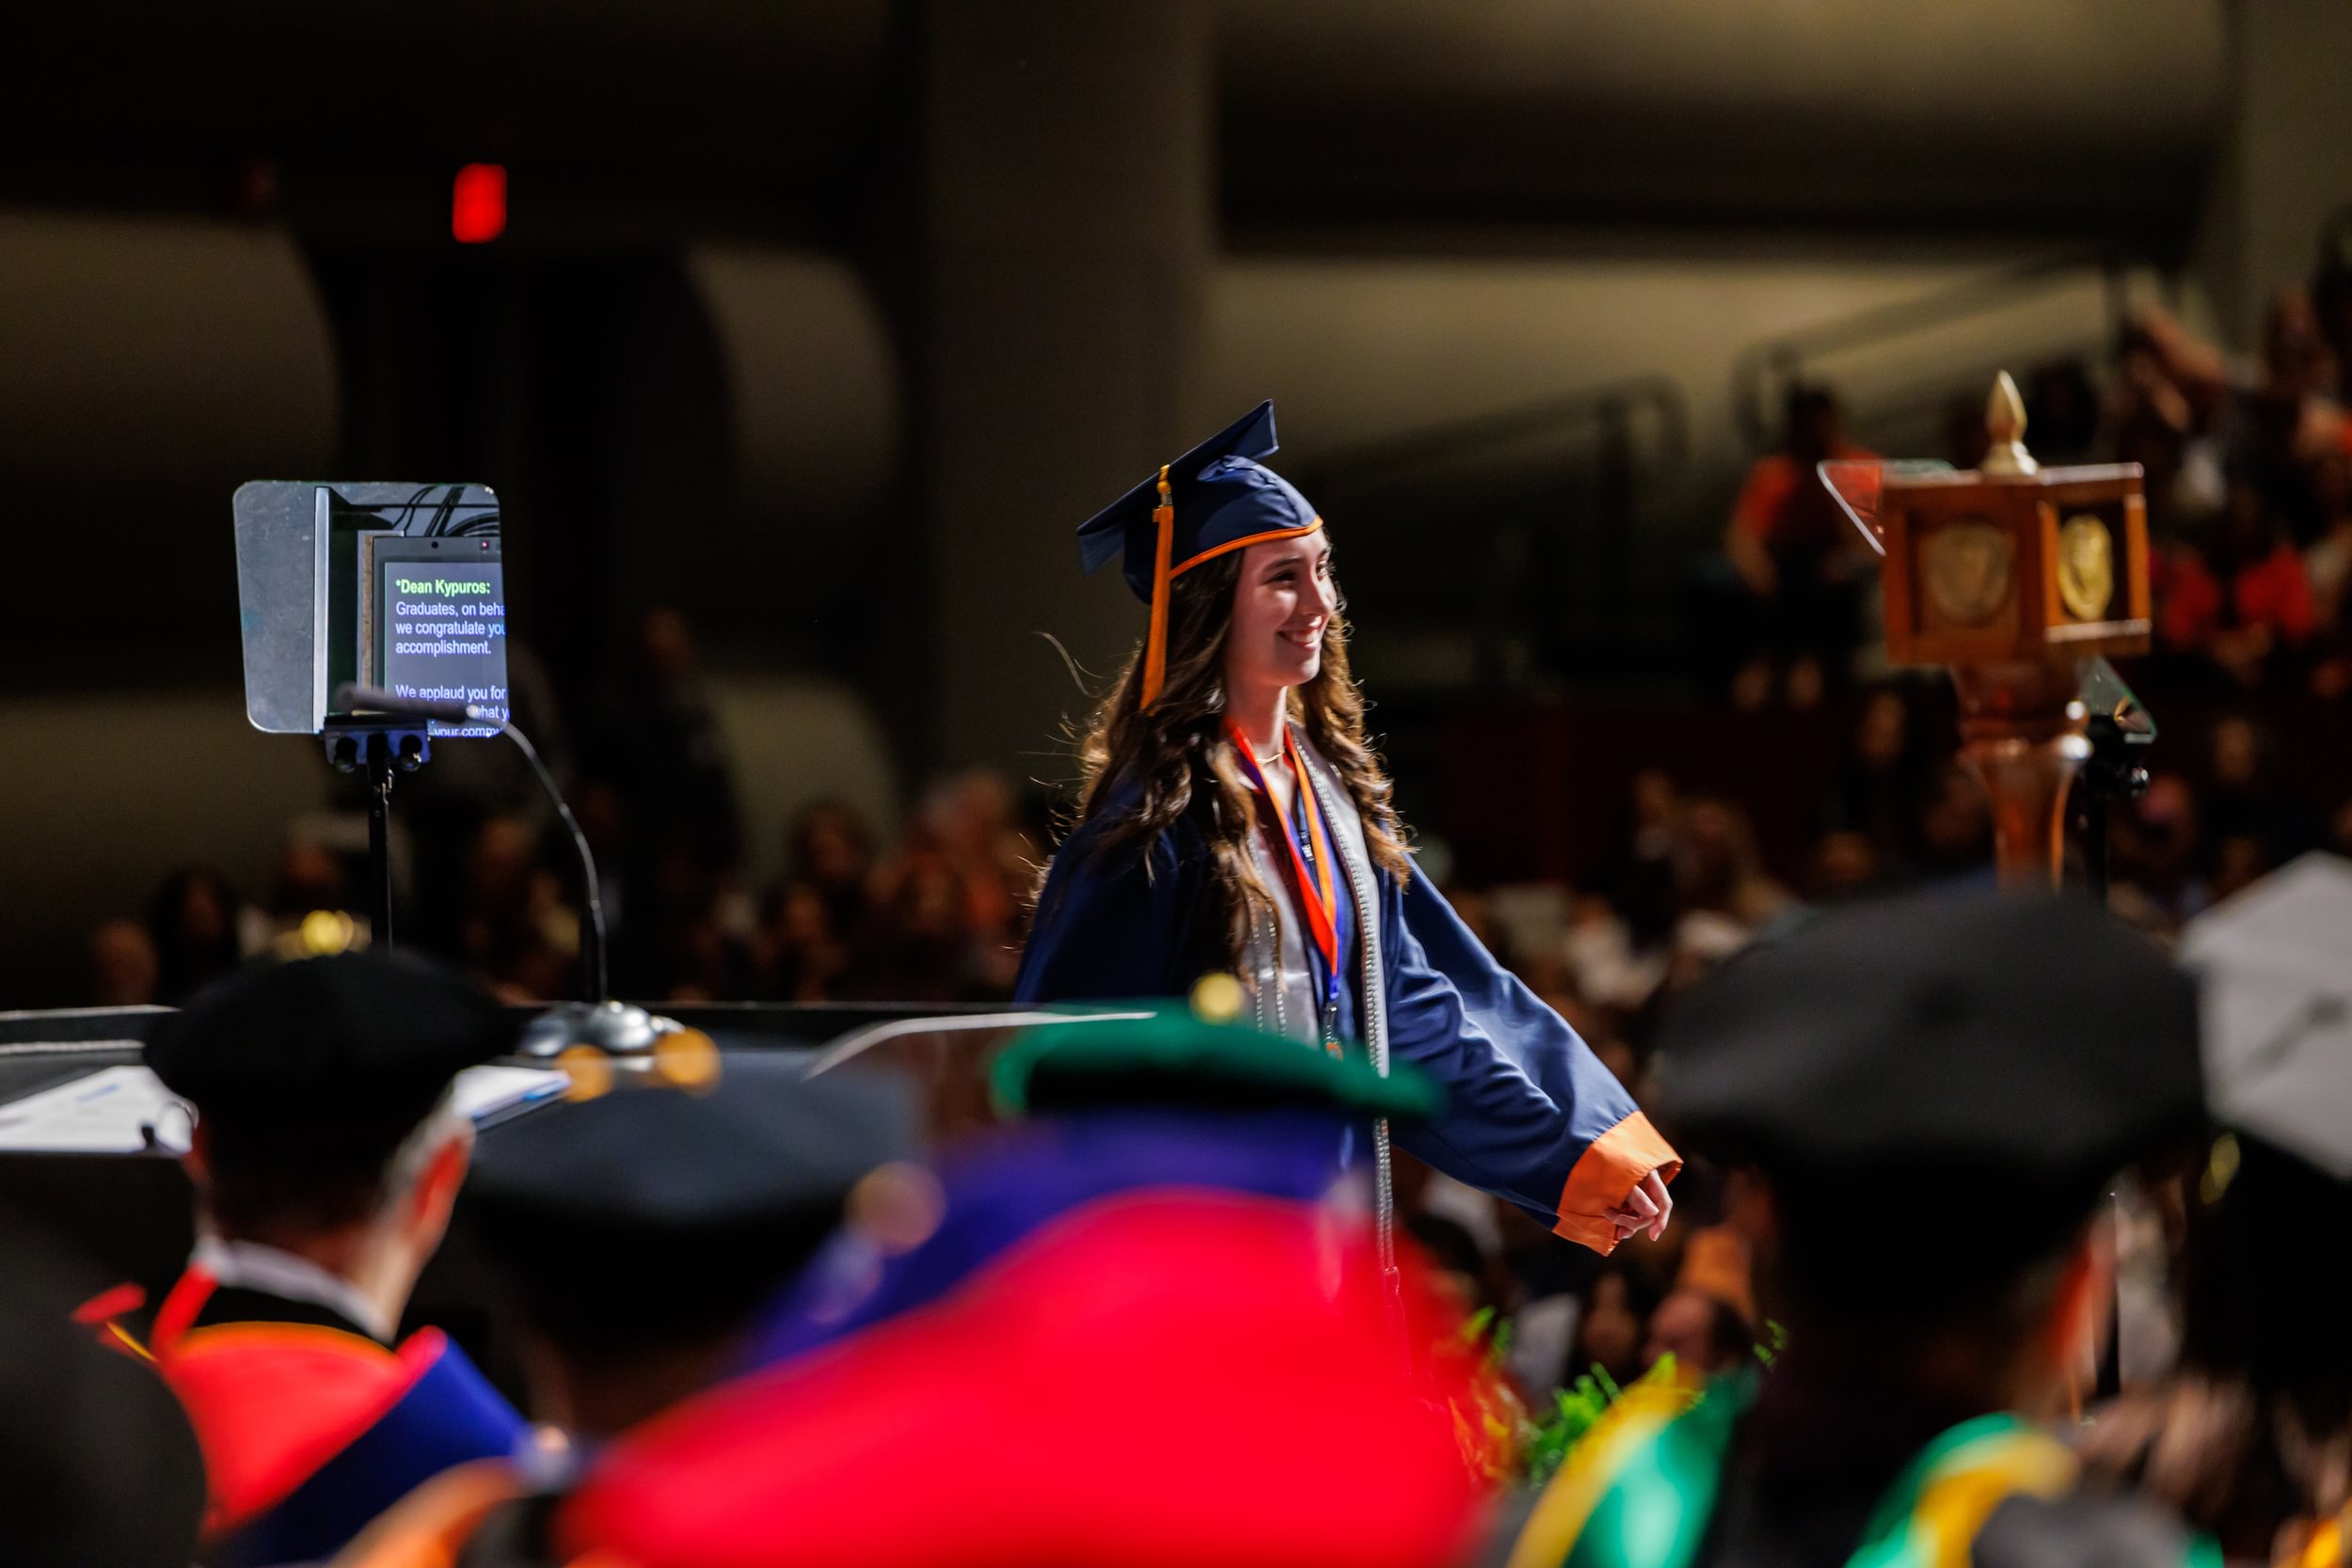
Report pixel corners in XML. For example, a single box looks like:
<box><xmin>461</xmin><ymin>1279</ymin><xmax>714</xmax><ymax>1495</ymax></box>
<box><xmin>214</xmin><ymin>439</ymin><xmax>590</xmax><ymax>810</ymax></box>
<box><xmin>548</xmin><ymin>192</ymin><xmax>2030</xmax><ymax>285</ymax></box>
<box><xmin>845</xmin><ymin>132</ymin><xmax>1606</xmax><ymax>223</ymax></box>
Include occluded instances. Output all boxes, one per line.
<box><xmin>1014</xmin><ymin>815</ymin><xmax>1215</xmax><ymax>1005</ymax></box>
<box><xmin>166</xmin><ymin>1323</ymin><xmax>523</xmax><ymax>1568</ymax></box>
<box><xmin>1386</xmin><ymin>862</ymin><xmax>1679</xmax><ymax>1254</ymax></box>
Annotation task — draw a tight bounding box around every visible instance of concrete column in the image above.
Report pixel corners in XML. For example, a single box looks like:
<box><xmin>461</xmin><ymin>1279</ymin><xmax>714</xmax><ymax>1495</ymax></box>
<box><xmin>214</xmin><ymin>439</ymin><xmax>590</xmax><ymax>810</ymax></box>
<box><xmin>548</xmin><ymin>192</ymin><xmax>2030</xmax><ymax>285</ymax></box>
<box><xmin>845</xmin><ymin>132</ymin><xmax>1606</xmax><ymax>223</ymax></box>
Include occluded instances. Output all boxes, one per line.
<box><xmin>2196</xmin><ymin>0</ymin><xmax>2352</xmax><ymax>347</ymax></box>
<box><xmin>920</xmin><ymin>0</ymin><xmax>1213</xmax><ymax>774</ymax></box>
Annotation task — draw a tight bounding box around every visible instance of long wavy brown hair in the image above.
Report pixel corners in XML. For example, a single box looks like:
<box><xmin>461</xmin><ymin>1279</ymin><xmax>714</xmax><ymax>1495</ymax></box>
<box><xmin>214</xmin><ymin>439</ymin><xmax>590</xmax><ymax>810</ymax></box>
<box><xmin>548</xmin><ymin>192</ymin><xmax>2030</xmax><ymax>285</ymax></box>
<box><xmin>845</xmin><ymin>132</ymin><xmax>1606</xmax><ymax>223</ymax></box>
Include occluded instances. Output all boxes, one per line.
<box><xmin>1057</xmin><ymin>542</ymin><xmax>1412</xmax><ymax>966</ymax></box>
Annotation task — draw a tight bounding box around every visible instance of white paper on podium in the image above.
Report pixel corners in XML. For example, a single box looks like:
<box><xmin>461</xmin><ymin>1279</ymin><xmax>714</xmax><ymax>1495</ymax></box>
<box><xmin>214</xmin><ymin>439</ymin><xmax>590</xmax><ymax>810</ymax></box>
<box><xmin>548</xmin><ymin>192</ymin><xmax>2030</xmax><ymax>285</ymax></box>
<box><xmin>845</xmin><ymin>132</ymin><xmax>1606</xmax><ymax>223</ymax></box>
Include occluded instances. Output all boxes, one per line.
<box><xmin>0</xmin><ymin>1062</ymin><xmax>566</xmax><ymax>1155</ymax></box>
<box><xmin>446</xmin><ymin>1065</ymin><xmax>571</xmax><ymax>1123</ymax></box>
<box><xmin>0</xmin><ymin>1063</ymin><xmax>184</xmax><ymax>1153</ymax></box>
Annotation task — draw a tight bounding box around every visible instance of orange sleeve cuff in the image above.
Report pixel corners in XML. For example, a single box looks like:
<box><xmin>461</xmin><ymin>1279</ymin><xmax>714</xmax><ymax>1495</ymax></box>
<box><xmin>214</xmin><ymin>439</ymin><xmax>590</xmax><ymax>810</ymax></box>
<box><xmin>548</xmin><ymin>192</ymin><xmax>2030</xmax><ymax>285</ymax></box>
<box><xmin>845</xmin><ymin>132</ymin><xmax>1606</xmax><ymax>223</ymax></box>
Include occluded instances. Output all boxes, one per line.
<box><xmin>1552</xmin><ymin>1111</ymin><xmax>1682</xmax><ymax>1256</ymax></box>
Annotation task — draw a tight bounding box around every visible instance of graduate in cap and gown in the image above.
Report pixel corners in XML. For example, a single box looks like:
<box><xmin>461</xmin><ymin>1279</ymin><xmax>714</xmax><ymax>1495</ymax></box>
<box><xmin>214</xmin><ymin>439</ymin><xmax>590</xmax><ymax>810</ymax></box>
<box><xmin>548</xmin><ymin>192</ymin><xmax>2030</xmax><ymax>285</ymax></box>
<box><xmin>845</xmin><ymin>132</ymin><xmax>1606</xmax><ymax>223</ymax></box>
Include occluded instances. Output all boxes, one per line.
<box><xmin>2078</xmin><ymin>854</ymin><xmax>2352</xmax><ymax>1563</ymax></box>
<box><xmin>552</xmin><ymin>1007</ymin><xmax>1490</xmax><ymax>1568</ymax></box>
<box><xmin>1017</xmin><ymin>401</ymin><xmax>1677</xmax><ymax>1256</ymax></box>
<box><xmin>7</xmin><ymin>1221</ymin><xmax>209</xmax><ymax>1568</ymax></box>
<box><xmin>1509</xmin><ymin>889</ymin><xmax>2215</xmax><ymax>1568</ymax></box>
<box><xmin>328</xmin><ymin>1057</ymin><xmax>918</xmax><ymax>1567</ymax></box>
<box><xmin>82</xmin><ymin>954</ymin><xmax>526</xmax><ymax>1568</ymax></box>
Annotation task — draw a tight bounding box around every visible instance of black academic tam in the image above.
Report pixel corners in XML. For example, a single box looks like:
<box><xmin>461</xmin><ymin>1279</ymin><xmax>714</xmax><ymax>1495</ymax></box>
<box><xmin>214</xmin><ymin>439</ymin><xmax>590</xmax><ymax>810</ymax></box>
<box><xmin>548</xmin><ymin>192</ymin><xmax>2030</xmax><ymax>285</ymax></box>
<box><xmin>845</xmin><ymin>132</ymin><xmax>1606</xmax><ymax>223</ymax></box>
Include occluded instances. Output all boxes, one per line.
<box><xmin>465</xmin><ymin>1058</ymin><xmax>917</xmax><ymax>1355</ymax></box>
<box><xmin>145</xmin><ymin>951</ymin><xmax>516</xmax><ymax>1173</ymax></box>
<box><xmin>1654</xmin><ymin>888</ymin><xmax>2202</xmax><ymax>1306</ymax></box>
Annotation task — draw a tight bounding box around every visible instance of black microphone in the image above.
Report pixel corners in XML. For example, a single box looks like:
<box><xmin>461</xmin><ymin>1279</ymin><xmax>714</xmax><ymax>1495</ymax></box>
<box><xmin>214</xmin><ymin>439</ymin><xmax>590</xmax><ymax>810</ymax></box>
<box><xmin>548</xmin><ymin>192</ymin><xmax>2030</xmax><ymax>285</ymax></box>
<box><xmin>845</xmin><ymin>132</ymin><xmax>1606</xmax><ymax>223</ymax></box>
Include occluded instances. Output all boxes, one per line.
<box><xmin>339</xmin><ymin>686</ymin><xmax>478</xmax><ymax>726</ymax></box>
<box><xmin>336</xmin><ymin>682</ymin><xmax>609</xmax><ymax>1003</ymax></box>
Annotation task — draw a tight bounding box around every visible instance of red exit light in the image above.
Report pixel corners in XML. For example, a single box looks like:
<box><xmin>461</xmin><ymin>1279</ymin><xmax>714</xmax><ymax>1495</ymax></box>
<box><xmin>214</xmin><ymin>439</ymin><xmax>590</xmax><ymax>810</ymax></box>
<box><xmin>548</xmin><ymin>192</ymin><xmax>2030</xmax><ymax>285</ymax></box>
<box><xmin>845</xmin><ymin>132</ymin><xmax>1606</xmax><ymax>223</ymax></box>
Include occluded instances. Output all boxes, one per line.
<box><xmin>452</xmin><ymin>164</ymin><xmax>507</xmax><ymax>244</ymax></box>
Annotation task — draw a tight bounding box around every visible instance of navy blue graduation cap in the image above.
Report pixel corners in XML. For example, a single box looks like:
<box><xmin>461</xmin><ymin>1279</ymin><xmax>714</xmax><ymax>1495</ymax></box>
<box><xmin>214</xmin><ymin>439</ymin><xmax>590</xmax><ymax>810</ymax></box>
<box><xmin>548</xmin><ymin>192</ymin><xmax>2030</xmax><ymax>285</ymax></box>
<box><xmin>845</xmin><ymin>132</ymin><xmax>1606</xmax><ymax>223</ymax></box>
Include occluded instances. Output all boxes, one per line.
<box><xmin>1075</xmin><ymin>401</ymin><xmax>1322</xmax><ymax>708</ymax></box>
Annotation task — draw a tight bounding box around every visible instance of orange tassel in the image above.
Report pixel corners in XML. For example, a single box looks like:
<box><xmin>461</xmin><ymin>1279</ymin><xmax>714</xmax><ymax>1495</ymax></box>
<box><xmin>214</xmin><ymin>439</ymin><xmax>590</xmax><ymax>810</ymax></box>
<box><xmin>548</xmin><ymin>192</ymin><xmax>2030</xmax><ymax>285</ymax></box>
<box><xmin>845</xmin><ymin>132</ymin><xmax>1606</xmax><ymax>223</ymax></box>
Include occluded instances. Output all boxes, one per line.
<box><xmin>1139</xmin><ymin>465</ymin><xmax>1176</xmax><ymax>710</ymax></box>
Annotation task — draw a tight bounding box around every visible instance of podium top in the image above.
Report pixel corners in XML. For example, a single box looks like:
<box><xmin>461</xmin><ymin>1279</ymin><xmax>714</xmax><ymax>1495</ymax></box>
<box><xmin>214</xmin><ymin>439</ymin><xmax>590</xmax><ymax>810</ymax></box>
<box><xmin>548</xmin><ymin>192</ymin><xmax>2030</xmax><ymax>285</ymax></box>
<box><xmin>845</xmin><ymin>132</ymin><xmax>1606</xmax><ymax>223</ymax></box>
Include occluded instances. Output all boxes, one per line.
<box><xmin>1820</xmin><ymin>457</ymin><xmax>2150</xmax><ymax>558</ymax></box>
<box><xmin>1817</xmin><ymin>458</ymin><xmax>1954</xmax><ymax>556</ymax></box>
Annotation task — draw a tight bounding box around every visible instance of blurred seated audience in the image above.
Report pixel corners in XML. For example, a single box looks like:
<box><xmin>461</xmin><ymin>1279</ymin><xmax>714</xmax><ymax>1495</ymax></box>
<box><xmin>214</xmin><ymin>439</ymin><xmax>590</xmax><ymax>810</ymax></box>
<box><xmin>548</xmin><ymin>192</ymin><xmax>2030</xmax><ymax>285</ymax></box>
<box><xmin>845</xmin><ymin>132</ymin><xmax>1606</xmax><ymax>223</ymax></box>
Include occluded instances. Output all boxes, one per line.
<box><xmin>1819</xmin><ymin>687</ymin><xmax>1931</xmax><ymax>871</ymax></box>
<box><xmin>1668</xmin><ymin>798</ymin><xmax>1789</xmax><ymax>979</ymax></box>
<box><xmin>260</xmin><ymin>839</ymin><xmax>358</xmax><ymax>953</ymax></box>
<box><xmin>1642</xmin><ymin>1289</ymin><xmax>1755</xmax><ymax>1382</ymax></box>
<box><xmin>456</xmin><ymin>814</ymin><xmax>582</xmax><ymax>1003</ymax></box>
<box><xmin>1559</xmin><ymin>1263</ymin><xmax>1663</xmax><ymax>1393</ymax></box>
<box><xmin>1406</xmin><ymin>1210</ymin><xmax>1502</xmax><ymax>1323</ymax></box>
<box><xmin>751</xmin><ymin>877</ymin><xmax>853</xmax><ymax>1001</ymax></box>
<box><xmin>87</xmin><ymin>915</ymin><xmax>159</xmax><ymax>1006</ymax></box>
<box><xmin>1641</xmin><ymin>1226</ymin><xmax>1759</xmax><ymax>1382</ymax></box>
<box><xmin>785</xmin><ymin>798</ymin><xmax>878</xmax><ymax>942</ymax></box>
<box><xmin>145</xmin><ymin>863</ymin><xmax>247</xmax><ymax>1005</ymax></box>
<box><xmin>2201</xmin><ymin>715</ymin><xmax>2322</xmax><ymax>881</ymax></box>
<box><xmin>2137</xmin><ymin>292</ymin><xmax>2347</xmax><ymax>546</ymax></box>
<box><xmin>2153</xmin><ymin>480</ymin><xmax>2316</xmax><ymax>687</ymax></box>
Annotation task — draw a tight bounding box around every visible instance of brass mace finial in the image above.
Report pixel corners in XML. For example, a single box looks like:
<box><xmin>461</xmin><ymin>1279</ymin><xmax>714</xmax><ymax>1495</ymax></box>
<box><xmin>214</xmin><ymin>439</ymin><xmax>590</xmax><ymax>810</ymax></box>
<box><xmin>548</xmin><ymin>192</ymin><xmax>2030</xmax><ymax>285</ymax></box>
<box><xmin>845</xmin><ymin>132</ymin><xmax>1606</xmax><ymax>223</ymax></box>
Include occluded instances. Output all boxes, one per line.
<box><xmin>1979</xmin><ymin>370</ymin><xmax>2038</xmax><ymax>477</ymax></box>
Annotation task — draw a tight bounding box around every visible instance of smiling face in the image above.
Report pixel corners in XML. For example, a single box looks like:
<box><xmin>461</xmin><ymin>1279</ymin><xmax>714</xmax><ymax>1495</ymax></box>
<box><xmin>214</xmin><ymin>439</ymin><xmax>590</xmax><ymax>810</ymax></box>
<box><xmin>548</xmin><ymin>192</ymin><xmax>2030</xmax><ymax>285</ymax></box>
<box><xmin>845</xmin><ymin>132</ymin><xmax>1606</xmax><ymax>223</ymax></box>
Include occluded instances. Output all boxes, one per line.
<box><xmin>1224</xmin><ymin>529</ymin><xmax>1336</xmax><ymax>698</ymax></box>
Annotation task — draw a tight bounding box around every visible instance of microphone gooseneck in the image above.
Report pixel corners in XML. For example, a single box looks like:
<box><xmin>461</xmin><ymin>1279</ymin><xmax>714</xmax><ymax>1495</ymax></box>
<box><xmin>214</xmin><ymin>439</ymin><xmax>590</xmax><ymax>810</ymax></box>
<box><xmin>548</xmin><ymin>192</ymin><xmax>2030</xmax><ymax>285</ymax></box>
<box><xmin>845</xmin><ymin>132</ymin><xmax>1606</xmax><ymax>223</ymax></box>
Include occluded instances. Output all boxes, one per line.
<box><xmin>335</xmin><ymin>683</ymin><xmax>609</xmax><ymax>1003</ymax></box>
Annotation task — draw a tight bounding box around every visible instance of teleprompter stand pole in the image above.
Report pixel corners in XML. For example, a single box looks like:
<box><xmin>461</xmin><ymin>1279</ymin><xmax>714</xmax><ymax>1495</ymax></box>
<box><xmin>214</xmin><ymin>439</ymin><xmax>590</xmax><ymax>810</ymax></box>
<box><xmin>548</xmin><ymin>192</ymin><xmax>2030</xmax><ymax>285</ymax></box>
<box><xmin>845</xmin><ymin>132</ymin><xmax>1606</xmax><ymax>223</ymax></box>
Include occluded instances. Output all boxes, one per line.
<box><xmin>326</xmin><ymin>724</ymin><xmax>432</xmax><ymax>954</ymax></box>
<box><xmin>368</xmin><ymin>757</ymin><xmax>394</xmax><ymax>946</ymax></box>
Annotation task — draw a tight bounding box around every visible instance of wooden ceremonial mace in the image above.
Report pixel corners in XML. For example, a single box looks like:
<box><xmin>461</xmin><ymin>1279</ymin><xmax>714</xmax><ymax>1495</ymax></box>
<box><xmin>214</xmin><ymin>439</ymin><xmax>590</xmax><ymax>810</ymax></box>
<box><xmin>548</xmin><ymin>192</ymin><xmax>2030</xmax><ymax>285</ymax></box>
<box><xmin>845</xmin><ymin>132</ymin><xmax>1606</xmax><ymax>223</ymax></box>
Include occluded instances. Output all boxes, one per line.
<box><xmin>1872</xmin><ymin>375</ymin><xmax>2152</xmax><ymax>888</ymax></box>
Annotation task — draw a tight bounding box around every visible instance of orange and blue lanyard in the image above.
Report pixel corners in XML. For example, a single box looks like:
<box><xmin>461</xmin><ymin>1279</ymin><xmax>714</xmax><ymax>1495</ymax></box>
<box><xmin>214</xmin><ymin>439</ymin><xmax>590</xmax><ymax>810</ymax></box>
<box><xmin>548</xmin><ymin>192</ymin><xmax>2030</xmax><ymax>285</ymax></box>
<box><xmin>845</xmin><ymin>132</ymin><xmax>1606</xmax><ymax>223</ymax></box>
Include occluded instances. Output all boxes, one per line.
<box><xmin>1225</xmin><ymin>719</ymin><xmax>1344</xmax><ymax>1044</ymax></box>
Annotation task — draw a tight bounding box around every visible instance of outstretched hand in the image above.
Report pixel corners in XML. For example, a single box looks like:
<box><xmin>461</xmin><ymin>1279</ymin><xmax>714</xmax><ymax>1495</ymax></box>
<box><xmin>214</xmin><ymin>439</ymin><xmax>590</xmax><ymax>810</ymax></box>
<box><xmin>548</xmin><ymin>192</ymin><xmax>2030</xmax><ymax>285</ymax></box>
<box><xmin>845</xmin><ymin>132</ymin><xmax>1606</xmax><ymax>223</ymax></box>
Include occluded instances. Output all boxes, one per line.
<box><xmin>1606</xmin><ymin>1168</ymin><xmax>1673</xmax><ymax>1245</ymax></box>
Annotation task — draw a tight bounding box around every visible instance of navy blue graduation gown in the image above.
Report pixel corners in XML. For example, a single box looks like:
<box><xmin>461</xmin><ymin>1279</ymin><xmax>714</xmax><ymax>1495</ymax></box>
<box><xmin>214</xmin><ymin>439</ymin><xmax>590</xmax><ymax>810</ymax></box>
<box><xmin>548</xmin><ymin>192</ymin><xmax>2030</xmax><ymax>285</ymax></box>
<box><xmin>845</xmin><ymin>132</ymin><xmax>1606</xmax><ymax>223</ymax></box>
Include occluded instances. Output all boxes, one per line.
<box><xmin>1014</xmin><ymin>793</ymin><xmax>1679</xmax><ymax>1252</ymax></box>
